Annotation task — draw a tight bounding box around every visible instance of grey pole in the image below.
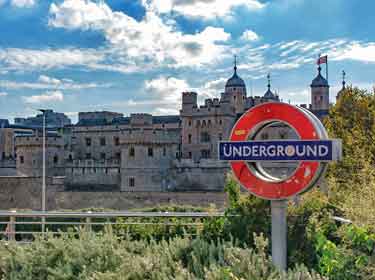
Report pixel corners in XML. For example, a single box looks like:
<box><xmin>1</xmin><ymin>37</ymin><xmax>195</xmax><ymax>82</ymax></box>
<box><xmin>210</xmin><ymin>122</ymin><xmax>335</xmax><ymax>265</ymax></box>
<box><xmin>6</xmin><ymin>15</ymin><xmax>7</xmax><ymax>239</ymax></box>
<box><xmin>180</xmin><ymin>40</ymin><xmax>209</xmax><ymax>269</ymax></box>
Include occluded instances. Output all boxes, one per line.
<box><xmin>271</xmin><ymin>200</ymin><xmax>287</xmax><ymax>270</ymax></box>
<box><xmin>39</xmin><ymin>110</ymin><xmax>46</xmax><ymax>233</ymax></box>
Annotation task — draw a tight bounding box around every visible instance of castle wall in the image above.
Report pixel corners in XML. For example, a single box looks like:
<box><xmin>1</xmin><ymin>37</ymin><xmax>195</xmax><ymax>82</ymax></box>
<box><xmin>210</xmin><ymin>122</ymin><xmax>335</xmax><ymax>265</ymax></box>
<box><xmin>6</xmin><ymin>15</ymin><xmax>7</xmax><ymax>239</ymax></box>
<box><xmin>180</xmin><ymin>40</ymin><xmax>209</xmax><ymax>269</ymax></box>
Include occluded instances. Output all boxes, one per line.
<box><xmin>0</xmin><ymin>176</ymin><xmax>61</xmax><ymax>210</ymax></box>
<box><xmin>170</xmin><ymin>159</ymin><xmax>229</xmax><ymax>191</ymax></box>
<box><xmin>68</xmin><ymin>125</ymin><xmax>123</xmax><ymax>161</ymax></box>
<box><xmin>64</xmin><ymin>160</ymin><xmax>121</xmax><ymax>190</ymax></box>
<box><xmin>120</xmin><ymin>128</ymin><xmax>180</xmax><ymax>191</ymax></box>
<box><xmin>0</xmin><ymin>176</ymin><xmax>226</xmax><ymax>210</ymax></box>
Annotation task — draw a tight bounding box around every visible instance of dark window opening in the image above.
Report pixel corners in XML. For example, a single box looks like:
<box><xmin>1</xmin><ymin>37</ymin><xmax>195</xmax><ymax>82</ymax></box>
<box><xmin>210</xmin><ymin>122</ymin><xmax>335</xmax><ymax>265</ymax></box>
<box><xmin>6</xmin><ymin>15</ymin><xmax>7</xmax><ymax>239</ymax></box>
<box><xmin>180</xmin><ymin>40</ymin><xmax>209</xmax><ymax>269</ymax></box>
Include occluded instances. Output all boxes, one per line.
<box><xmin>129</xmin><ymin>177</ymin><xmax>135</xmax><ymax>187</ymax></box>
<box><xmin>115</xmin><ymin>152</ymin><xmax>121</xmax><ymax>160</ymax></box>
<box><xmin>200</xmin><ymin>132</ymin><xmax>210</xmax><ymax>143</ymax></box>
<box><xmin>201</xmin><ymin>149</ymin><xmax>210</xmax><ymax>159</ymax></box>
<box><xmin>86</xmin><ymin>153</ymin><xmax>91</xmax><ymax>159</ymax></box>
<box><xmin>219</xmin><ymin>133</ymin><xmax>223</xmax><ymax>141</ymax></box>
<box><xmin>100</xmin><ymin>137</ymin><xmax>106</xmax><ymax>146</ymax></box>
<box><xmin>148</xmin><ymin>147</ymin><xmax>153</xmax><ymax>157</ymax></box>
<box><xmin>68</xmin><ymin>154</ymin><xmax>73</xmax><ymax>161</ymax></box>
<box><xmin>85</xmin><ymin>138</ymin><xmax>91</xmax><ymax>147</ymax></box>
<box><xmin>188</xmin><ymin>152</ymin><xmax>192</xmax><ymax>159</ymax></box>
<box><xmin>20</xmin><ymin>156</ymin><xmax>24</xmax><ymax>164</ymax></box>
<box><xmin>100</xmin><ymin>153</ymin><xmax>106</xmax><ymax>160</ymax></box>
<box><xmin>53</xmin><ymin>155</ymin><xmax>58</xmax><ymax>164</ymax></box>
<box><xmin>114</xmin><ymin>137</ymin><xmax>120</xmax><ymax>146</ymax></box>
<box><xmin>279</xmin><ymin>131</ymin><xmax>287</xmax><ymax>139</ymax></box>
<box><xmin>188</xmin><ymin>134</ymin><xmax>192</xmax><ymax>144</ymax></box>
<box><xmin>129</xmin><ymin>147</ymin><xmax>135</xmax><ymax>157</ymax></box>
<box><xmin>163</xmin><ymin>147</ymin><xmax>166</xmax><ymax>156</ymax></box>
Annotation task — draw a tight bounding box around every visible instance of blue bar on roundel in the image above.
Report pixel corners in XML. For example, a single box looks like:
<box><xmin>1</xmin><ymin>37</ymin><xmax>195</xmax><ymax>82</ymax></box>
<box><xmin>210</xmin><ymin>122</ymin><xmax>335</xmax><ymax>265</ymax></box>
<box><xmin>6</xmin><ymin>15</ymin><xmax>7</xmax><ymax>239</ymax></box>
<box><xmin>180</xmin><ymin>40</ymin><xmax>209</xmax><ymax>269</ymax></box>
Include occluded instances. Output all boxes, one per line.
<box><xmin>218</xmin><ymin>140</ymin><xmax>341</xmax><ymax>162</ymax></box>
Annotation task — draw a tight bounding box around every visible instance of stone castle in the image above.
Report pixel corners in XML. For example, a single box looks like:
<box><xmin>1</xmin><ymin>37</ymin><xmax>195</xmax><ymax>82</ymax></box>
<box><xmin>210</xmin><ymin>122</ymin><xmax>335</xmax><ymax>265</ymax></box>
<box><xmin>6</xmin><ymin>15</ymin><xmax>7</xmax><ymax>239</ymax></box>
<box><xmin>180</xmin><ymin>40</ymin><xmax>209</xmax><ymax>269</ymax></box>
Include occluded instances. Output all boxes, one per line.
<box><xmin>0</xmin><ymin>62</ymin><xmax>339</xmax><ymax>192</ymax></box>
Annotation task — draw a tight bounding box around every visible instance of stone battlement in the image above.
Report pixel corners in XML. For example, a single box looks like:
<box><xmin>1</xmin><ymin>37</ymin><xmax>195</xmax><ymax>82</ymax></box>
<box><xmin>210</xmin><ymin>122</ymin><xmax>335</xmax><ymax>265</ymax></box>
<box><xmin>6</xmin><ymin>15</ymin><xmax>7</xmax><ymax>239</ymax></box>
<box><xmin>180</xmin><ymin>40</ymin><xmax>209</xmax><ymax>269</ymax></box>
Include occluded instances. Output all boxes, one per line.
<box><xmin>66</xmin><ymin>159</ymin><xmax>121</xmax><ymax>167</ymax></box>
<box><xmin>130</xmin><ymin>113</ymin><xmax>153</xmax><ymax>126</ymax></box>
<box><xmin>120</xmin><ymin>128</ymin><xmax>180</xmax><ymax>144</ymax></box>
<box><xmin>15</xmin><ymin>136</ymin><xmax>63</xmax><ymax>147</ymax></box>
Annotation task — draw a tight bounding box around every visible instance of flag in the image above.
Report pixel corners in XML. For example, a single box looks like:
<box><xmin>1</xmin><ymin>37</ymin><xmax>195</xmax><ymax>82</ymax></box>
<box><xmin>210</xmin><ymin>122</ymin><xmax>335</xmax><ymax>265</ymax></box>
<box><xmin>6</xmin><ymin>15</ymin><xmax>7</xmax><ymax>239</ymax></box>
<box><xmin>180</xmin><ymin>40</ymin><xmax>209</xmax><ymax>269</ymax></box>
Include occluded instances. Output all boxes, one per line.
<box><xmin>317</xmin><ymin>55</ymin><xmax>328</xmax><ymax>65</ymax></box>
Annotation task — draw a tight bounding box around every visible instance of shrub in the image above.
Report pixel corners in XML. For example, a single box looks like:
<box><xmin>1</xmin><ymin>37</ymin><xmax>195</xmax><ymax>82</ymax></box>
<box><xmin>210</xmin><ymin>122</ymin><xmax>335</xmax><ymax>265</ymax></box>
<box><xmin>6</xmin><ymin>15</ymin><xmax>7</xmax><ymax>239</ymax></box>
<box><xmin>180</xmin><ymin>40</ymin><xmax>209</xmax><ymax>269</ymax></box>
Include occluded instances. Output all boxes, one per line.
<box><xmin>0</xmin><ymin>231</ymin><xmax>325</xmax><ymax>280</ymax></box>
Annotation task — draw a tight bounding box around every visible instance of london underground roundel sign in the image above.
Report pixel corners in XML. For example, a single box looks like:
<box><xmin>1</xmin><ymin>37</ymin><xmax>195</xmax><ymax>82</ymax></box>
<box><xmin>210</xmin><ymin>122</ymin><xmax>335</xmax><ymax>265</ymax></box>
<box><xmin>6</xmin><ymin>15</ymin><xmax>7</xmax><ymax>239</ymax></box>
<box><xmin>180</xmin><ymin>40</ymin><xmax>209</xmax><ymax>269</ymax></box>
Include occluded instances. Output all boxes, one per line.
<box><xmin>218</xmin><ymin>102</ymin><xmax>341</xmax><ymax>200</ymax></box>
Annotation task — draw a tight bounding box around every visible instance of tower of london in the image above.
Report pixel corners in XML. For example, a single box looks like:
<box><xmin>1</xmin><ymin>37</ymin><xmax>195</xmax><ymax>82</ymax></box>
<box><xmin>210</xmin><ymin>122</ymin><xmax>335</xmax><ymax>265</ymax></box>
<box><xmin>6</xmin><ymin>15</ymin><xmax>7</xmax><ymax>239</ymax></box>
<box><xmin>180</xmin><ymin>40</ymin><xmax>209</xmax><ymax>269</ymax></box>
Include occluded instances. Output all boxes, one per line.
<box><xmin>0</xmin><ymin>62</ymin><xmax>333</xmax><ymax>192</ymax></box>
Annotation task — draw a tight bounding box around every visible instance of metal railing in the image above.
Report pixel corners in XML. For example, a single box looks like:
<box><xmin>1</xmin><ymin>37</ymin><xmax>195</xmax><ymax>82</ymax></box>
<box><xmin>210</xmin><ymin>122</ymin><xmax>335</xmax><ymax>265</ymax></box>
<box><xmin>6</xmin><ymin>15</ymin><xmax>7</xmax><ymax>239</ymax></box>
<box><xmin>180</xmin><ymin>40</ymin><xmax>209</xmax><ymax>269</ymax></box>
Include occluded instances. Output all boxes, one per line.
<box><xmin>0</xmin><ymin>210</ymin><xmax>225</xmax><ymax>242</ymax></box>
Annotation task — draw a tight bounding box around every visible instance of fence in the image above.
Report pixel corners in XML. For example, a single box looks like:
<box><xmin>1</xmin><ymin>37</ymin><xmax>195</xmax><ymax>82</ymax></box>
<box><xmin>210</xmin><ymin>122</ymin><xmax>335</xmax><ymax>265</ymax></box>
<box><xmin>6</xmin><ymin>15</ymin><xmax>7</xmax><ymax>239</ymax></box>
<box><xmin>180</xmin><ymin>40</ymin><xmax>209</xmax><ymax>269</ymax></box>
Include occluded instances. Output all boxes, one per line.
<box><xmin>0</xmin><ymin>210</ymin><xmax>225</xmax><ymax>242</ymax></box>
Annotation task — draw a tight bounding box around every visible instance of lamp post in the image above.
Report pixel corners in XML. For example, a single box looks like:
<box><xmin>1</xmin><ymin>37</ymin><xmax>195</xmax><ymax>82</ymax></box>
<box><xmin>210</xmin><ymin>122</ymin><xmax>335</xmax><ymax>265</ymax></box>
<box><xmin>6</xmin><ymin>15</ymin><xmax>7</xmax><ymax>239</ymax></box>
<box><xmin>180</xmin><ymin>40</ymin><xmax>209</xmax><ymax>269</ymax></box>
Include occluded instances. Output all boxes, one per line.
<box><xmin>38</xmin><ymin>109</ymin><xmax>47</xmax><ymax>233</ymax></box>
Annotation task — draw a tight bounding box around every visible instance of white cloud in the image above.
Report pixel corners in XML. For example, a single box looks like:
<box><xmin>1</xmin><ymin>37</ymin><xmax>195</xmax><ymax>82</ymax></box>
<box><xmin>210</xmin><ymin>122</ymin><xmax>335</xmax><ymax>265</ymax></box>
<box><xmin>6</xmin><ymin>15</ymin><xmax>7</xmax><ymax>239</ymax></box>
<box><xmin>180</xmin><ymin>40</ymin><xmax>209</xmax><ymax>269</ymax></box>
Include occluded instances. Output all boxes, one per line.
<box><xmin>38</xmin><ymin>75</ymin><xmax>61</xmax><ymax>85</ymax></box>
<box><xmin>240</xmin><ymin>29</ymin><xmax>259</xmax><ymax>41</ymax></box>
<box><xmin>145</xmin><ymin>76</ymin><xmax>190</xmax><ymax>103</ymax></box>
<box><xmin>0</xmin><ymin>75</ymin><xmax>111</xmax><ymax>90</ymax></box>
<box><xmin>11</xmin><ymin>0</ymin><xmax>35</xmax><ymax>8</ymax></box>
<box><xmin>48</xmin><ymin>0</ymin><xmax>231</xmax><ymax>68</ymax></box>
<box><xmin>200</xmin><ymin>77</ymin><xmax>227</xmax><ymax>98</ymax></box>
<box><xmin>0</xmin><ymin>91</ymin><xmax>8</xmax><ymax>97</ymax></box>
<box><xmin>146</xmin><ymin>0</ymin><xmax>266</xmax><ymax>20</ymax></box>
<box><xmin>0</xmin><ymin>48</ymin><xmax>105</xmax><ymax>72</ymax></box>
<box><xmin>331</xmin><ymin>42</ymin><xmax>375</xmax><ymax>63</ymax></box>
<box><xmin>23</xmin><ymin>90</ymin><xmax>64</xmax><ymax>104</ymax></box>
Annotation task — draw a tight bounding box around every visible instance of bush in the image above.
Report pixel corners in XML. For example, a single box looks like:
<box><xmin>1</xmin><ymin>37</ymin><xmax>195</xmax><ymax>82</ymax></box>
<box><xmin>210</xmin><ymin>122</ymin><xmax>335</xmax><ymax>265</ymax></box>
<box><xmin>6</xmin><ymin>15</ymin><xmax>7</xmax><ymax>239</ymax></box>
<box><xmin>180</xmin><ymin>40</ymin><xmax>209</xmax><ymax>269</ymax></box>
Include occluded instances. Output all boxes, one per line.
<box><xmin>0</xmin><ymin>231</ymin><xmax>325</xmax><ymax>280</ymax></box>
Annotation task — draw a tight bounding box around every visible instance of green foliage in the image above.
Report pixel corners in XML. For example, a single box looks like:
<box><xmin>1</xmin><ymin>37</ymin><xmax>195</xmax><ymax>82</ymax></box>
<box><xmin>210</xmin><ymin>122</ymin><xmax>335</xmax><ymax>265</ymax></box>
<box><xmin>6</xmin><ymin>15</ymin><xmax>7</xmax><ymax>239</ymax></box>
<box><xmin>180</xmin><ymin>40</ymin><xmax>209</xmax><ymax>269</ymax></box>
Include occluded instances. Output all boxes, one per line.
<box><xmin>202</xmin><ymin>174</ymin><xmax>270</xmax><ymax>246</ymax></box>
<box><xmin>312</xmin><ymin>224</ymin><xmax>375</xmax><ymax>280</ymax></box>
<box><xmin>287</xmin><ymin>190</ymin><xmax>338</xmax><ymax>268</ymax></box>
<box><xmin>323</xmin><ymin>86</ymin><xmax>375</xmax><ymax>231</ymax></box>
<box><xmin>0</xmin><ymin>232</ymin><xmax>324</xmax><ymax>280</ymax></box>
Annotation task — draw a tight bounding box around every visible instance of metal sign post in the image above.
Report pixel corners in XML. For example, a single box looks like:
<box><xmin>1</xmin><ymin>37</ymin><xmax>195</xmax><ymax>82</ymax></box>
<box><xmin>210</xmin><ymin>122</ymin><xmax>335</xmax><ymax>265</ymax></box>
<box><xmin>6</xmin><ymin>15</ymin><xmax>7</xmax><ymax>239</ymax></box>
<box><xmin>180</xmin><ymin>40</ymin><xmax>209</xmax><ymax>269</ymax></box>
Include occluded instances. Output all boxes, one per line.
<box><xmin>271</xmin><ymin>200</ymin><xmax>287</xmax><ymax>270</ymax></box>
<box><xmin>218</xmin><ymin>102</ymin><xmax>341</xmax><ymax>270</ymax></box>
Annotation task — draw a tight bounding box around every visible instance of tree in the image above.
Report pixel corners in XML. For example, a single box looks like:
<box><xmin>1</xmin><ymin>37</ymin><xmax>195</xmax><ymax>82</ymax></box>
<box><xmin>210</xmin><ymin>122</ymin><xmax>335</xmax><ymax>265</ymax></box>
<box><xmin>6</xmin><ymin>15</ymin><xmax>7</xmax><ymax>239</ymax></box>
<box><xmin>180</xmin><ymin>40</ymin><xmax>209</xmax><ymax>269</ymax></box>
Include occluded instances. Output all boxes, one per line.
<box><xmin>324</xmin><ymin>86</ymin><xmax>375</xmax><ymax>229</ymax></box>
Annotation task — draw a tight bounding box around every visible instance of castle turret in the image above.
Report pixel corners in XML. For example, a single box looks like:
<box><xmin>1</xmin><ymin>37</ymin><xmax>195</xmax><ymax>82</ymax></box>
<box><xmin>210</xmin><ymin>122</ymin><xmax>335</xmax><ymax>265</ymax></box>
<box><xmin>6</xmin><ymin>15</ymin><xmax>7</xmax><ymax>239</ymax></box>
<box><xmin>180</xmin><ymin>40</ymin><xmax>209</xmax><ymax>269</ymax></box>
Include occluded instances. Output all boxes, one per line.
<box><xmin>222</xmin><ymin>56</ymin><xmax>247</xmax><ymax>114</ymax></box>
<box><xmin>15</xmin><ymin>133</ymin><xmax>64</xmax><ymax>177</ymax></box>
<box><xmin>263</xmin><ymin>73</ymin><xmax>279</xmax><ymax>102</ymax></box>
<box><xmin>310</xmin><ymin>65</ymin><xmax>329</xmax><ymax>111</ymax></box>
<box><xmin>336</xmin><ymin>70</ymin><xmax>346</xmax><ymax>101</ymax></box>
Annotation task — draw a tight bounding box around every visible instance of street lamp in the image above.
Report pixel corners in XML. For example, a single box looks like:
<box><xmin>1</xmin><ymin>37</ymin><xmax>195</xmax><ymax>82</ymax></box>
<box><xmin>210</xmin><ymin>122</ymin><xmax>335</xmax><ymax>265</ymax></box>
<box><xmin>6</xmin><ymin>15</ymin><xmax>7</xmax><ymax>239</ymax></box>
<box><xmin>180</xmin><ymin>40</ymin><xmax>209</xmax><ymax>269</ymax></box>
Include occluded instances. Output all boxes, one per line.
<box><xmin>38</xmin><ymin>109</ymin><xmax>47</xmax><ymax>233</ymax></box>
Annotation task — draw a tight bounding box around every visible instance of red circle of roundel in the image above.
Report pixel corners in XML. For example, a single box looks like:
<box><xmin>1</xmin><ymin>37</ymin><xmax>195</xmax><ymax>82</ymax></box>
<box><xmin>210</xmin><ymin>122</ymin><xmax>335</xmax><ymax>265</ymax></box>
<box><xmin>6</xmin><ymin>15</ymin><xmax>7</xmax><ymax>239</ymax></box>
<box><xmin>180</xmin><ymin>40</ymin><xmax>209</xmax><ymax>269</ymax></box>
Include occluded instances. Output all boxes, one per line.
<box><xmin>230</xmin><ymin>102</ymin><xmax>320</xmax><ymax>200</ymax></box>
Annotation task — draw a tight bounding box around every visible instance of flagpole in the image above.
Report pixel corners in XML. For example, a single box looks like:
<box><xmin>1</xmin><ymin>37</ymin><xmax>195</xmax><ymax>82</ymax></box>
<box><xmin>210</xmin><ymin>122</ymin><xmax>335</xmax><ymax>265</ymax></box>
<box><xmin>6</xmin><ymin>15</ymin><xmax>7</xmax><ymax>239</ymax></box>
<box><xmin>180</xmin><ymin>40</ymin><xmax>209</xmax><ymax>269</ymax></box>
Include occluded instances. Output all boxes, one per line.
<box><xmin>326</xmin><ymin>56</ymin><xmax>328</xmax><ymax>82</ymax></box>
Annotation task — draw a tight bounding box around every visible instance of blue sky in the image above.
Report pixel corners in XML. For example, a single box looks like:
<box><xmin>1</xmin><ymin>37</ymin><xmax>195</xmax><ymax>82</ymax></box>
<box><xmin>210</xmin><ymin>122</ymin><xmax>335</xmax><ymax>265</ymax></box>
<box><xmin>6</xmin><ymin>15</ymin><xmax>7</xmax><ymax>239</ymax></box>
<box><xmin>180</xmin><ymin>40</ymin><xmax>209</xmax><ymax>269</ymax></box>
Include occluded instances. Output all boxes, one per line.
<box><xmin>0</xmin><ymin>0</ymin><xmax>374</xmax><ymax>123</ymax></box>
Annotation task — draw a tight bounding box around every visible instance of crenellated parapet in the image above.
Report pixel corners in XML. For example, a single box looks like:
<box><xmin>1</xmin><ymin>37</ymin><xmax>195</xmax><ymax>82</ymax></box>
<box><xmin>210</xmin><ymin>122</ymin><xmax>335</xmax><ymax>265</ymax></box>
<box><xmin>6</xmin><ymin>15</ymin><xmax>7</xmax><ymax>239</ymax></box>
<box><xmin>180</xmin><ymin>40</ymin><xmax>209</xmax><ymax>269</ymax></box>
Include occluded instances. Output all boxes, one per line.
<box><xmin>15</xmin><ymin>135</ymin><xmax>63</xmax><ymax>148</ymax></box>
<box><xmin>120</xmin><ymin>128</ymin><xmax>180</xmax><ymax>145</ymax></box>
<box><xmin>130</xmin><ymin>113</ymin><xmax>153</xmax><ymax>126</ymax></box>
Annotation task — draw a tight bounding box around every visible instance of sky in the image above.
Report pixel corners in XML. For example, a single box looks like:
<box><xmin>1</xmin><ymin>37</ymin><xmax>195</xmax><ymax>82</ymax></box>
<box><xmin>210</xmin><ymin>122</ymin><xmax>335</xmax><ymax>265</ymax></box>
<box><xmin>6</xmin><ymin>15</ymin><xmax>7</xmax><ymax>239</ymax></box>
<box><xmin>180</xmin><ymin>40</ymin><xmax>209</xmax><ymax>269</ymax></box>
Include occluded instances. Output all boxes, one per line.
<box><xmin>0</xmin><ymin>0</ymin><xmax>374</xmax><ymax>123</ymax></box>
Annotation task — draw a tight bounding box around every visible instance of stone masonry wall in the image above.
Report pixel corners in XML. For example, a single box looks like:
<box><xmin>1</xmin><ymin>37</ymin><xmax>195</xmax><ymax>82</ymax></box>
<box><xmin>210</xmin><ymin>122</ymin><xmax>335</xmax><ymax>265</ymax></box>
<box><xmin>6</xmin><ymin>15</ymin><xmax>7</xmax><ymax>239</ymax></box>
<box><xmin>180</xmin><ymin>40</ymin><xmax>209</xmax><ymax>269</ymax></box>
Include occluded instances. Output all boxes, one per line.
<box><xmin>0</xmin><ymin>176</ymin><xmax>227</xmax><ymax>210</ymax></box>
